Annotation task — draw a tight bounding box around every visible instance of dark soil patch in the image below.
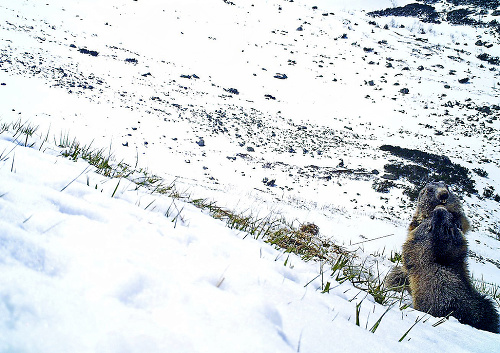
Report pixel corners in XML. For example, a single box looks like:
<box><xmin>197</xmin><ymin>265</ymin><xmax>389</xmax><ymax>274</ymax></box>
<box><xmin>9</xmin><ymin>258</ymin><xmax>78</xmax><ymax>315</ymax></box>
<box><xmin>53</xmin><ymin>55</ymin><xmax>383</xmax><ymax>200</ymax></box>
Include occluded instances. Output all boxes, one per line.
<box><xmin>447</xmin><ymin>9</ymin><xmax>478</xmax><ymax>26</ymax></box>
<box><xmin>368</xmin><ymin>4</ymin><xmax>440</xmax><ymax>23</ymax></box>
<box><xmin>379</xmin><ymin>145</ymin><xmax>476</xmax><ymax>200</ymax></box>
<box><xmin>447</xmin><ymin>0</ymin><xmax>500</xmax><ymax>10</ymax></box>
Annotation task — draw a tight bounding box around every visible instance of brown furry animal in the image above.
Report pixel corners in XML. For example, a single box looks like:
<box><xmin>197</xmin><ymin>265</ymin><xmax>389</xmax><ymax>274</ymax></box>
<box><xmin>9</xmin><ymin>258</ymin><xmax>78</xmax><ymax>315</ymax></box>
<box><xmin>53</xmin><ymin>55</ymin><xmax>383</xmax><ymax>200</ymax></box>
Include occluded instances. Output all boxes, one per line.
<box><xmin>404</xmin><ymin>206</ymin><xmax>499</xmax><ymax>333</ymax></box>
<box><xmin>408</xmin><ymin>181</ymin><xmax>470</xmax><ymax>234</ymax></box>
<box><xmin>385</xmin><ymin>181</ymin><xmax>470</xmax><ymax>291</ymax></box>
<box><xmin>386</xmin><ymin>181</ymin><xmax>499</xmax><ymax>333</ymax></box>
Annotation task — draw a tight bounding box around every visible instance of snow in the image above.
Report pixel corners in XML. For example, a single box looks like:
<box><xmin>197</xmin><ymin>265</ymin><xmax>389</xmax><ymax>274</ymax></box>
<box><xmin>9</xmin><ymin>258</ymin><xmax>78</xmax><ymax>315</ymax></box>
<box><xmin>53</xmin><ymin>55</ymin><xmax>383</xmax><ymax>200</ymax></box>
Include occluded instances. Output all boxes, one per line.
<box><xmin>1</xmin><ymin>132</ymin><xmax>499</xmax><ymax>352</ymax></box>
<box><xmin>1</xmin><ymin>0</ymin><xmax>500</xmax><ymax>352</ymax></box>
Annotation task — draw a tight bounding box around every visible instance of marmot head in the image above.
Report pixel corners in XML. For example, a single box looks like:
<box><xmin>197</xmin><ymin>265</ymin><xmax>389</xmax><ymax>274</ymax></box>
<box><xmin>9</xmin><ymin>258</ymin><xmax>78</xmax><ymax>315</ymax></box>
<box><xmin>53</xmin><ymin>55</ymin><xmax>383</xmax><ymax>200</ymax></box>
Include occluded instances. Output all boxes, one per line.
<box><xmin>409</xmin><ymin>181</ymin><xmax>470</xmax><ymax>233</ymax></box>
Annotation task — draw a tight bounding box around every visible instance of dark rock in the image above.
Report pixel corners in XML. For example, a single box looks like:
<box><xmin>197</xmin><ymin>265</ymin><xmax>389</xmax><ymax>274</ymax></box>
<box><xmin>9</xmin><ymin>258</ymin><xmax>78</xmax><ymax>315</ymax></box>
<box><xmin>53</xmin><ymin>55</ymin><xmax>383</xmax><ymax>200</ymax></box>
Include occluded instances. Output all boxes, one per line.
<box><xmin>78</xmin><ymin>48</ymin><xmax>99</xmax><ymax>56</ymax></box>
<box><xmin>224</xmin><ymin>88</ymin><xmax>240</xmax><ymax>95</ymax></box>
<box><xmin>381</xmin><ymin>173</ymin><xmax>398</xmax><ymax>180</ymax></box>
<box><xmin>274</xmin><ymin>73</ymin><xmax>288</xmax><ymax>79</ymax></box>
<box><xmin>263</xmin><ymin>178</ymin><xmax>276</xmax><ymax>187</ymax></box>
<box><xmin>477</xmin><ymin>53</ymin><xmax>500</xmax><ymax>65</ymax></box>
<box><xmin>373</xmin><ymin>179</ymin><xmax>395</xmax><ymax>193</ymax></box>
<box><xmin>196</xmin><ymin>137</ymin><xmax>205</xmax><ymax>147</ymax></box>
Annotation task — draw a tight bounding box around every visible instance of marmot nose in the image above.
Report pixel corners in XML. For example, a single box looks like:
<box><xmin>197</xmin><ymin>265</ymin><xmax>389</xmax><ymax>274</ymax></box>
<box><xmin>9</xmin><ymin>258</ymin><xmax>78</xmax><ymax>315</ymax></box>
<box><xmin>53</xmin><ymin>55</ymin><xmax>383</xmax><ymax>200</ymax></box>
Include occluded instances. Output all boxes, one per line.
<box><xmin>437</xmin><ymin>190</ymin><xmax>449</xmax><ymax>203</ymax></box>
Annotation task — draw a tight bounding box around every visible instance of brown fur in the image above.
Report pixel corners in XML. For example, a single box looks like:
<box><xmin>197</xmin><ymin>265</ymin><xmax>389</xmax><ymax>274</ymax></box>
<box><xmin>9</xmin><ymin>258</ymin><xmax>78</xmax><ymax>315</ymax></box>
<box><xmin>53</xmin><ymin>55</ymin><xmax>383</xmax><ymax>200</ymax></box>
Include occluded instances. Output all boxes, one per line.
<box><xmin>386</xmin><ymin>181</ymin><xmax>499</xmax><ymax>333</ymax></box>
<box><xmin>404</xmin><ymin>206</ymin><xmax>499</xmax><ymax>333</ymax></box>
<box><xmin>385</xmin><ymin>181</ymin><xmax>470</xmax><ymax>292</ymax></box>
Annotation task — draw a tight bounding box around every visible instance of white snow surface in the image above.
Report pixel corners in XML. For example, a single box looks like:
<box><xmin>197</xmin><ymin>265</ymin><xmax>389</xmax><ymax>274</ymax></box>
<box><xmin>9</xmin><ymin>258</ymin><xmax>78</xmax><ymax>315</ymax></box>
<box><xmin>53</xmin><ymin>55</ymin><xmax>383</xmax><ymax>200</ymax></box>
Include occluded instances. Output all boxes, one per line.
<box><xmin>1</xmin><ymin>0</ymin><xmax>500</xmax><ymax>352</ymax></box>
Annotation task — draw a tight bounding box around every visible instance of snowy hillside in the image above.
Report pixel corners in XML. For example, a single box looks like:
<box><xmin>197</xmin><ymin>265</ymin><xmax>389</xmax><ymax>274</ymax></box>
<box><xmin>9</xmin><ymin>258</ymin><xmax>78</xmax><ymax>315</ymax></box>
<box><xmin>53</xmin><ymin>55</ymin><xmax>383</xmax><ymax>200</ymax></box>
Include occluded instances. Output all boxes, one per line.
<box><xmin>1</xmin><ymin>0</ymin><xmax>500</xmax><ymax>352</ymax></box>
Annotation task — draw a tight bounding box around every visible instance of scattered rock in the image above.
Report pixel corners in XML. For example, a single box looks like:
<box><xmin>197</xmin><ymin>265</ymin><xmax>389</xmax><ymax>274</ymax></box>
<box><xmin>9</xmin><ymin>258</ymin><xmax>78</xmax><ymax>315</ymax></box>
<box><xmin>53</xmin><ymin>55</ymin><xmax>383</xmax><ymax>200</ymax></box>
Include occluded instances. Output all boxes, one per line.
<box><xmin>196</xmin><ymin>137</ymin><xmax>205</xmax><ymax>147</ymax></box>
<box><xmin>274</xmin><ymin>73</ymin><xmax>288</xmax><ymax>79</ymax></box>
<box><xmin>224</xmin><ymin>88</ymin><xmax>239</xmax><ymax>95</ymax></box>
<box><xmin>477</xmin><ymin>53</ymin><xmax>500</xmax><ymax>65</ymax></box>
<box><xmin>181</xmin><ymin>74</ymin><xmax>200</xmax><ymax>79</ymax></box>
<box><xmin>262</xmin><ymin>177</ymin><xmax>276</xmax><ymax>187</ymax></box>
<box><xmin>78</xmin><ymin>48</ymin><xmax>99</xmax><ymax>56</ymax></box>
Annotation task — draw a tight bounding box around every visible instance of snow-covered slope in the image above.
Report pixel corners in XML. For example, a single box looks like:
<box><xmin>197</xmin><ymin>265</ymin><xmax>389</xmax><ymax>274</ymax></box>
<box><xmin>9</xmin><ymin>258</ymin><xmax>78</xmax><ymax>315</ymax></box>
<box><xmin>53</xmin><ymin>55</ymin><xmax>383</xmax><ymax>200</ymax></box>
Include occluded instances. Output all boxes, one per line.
<box><xmin>1</xmin><ymin>120</ymin><xmax>499</xmax><ymax>353</ymax></box>
<box><xmin>1</xmin><ymin>0</ymin><xmax>500</xmax><ymax>351</ymax></box>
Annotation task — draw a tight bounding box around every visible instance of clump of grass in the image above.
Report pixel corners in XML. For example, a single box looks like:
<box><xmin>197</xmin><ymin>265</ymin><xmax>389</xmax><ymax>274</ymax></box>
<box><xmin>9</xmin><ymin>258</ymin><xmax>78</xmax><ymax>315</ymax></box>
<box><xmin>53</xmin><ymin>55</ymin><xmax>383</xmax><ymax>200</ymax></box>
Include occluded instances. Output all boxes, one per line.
<box><xmin>56</xmin><ymin>134</ymin><xmax>180</xmax><ymax>199</ymax></box>
<box><xmin>333</xmin><ymin>255</ymin><xmax>409</xmax><ymax>306</ymax></box>
<box><xmin>0</xmin><ymin>119</ymin><xmax>40</xmax><ymax>147</ymax></box>
<box><xmin>472</xmin><ymin>276</ymin><xmax>500</xmax><ymax>307</ymax></box>
<box><xmin>389</xmin><ymin>251</ymin><xmax>402</xmax><ymax>263</ymax></box>
<box><xmin>191</xmin><ymin>199</ymin><xmax>286</xmax><ymax>240</ymax></box>
<box><xmin>58</xmin><ymin>135</ymin><xmax>116</xmax><ymax>176</ymax></box>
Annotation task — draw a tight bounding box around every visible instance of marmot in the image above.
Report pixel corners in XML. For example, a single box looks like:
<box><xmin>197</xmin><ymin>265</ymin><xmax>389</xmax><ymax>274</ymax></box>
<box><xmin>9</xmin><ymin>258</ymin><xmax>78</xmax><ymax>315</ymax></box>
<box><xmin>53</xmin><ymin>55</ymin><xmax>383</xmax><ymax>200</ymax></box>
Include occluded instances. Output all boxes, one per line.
<box><xmin>404</xmin><ymin>206</ymin><xmax>499</xmax><ymax>332</ymax></box>
<box><xmin>385</xmin><ymin>181</ymin><xmax>470</xmax><ymax>291</ymax></box>
<box><xmin>386</xmin><ymin>181</ymin><xmax>499</xmax><ymax>333</ymax></box>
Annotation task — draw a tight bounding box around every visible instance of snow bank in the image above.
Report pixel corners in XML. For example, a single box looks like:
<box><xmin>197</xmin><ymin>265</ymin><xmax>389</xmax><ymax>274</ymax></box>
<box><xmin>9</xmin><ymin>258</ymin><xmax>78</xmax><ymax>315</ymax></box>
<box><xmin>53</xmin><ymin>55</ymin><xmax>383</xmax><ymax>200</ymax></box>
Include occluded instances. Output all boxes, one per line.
<box><xmin>0</xmin><ymin>130</ymin><xmax>498</xmax><ymax>353</ymax></box>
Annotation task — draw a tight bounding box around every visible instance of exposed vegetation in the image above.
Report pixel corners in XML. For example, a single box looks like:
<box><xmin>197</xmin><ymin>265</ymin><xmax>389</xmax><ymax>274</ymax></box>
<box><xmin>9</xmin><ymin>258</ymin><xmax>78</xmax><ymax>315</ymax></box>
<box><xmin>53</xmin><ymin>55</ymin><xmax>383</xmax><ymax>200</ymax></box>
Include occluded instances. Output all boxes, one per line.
<box><xmin>379</xmin><ymin>144</ymin><xmax>476</xmax><ymax>200</ymax></box>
